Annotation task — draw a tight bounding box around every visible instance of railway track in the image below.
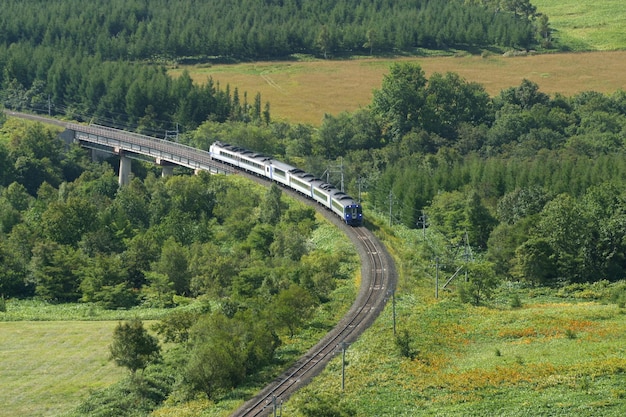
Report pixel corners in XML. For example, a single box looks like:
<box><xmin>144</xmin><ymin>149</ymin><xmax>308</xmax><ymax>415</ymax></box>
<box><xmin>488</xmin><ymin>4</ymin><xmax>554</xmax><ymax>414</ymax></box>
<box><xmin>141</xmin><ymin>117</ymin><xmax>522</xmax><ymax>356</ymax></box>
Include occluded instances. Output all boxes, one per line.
<box><xmin>231</xmin><ymin>204</ymin><xmax>396</xmax><ymax>417</ymax></box>
<box><xmin>4</xmin><ymin>110</ymin><xmax>398</xmax><ymax>415</ymax></box>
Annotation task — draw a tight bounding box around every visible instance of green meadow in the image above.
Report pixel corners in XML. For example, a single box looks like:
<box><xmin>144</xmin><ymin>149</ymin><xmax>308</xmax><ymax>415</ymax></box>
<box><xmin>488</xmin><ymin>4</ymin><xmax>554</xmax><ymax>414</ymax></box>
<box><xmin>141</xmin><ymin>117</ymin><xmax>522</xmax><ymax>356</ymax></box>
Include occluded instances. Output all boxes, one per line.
<box><xmin>283</xmin><ymin>221</ymin><xmax>626</xmax><ymax>417</ymax></box>
<box><xmin>533</xmin><ymin>0</ymin><xmax>626</xmax><ymax>51</ymax></box>
<box><xmin>3</xmin><ymin>1</ymin><xmax>626</xmax><ymax>416</ymax></box>
<box><xmin>176</xmin><ymin>0</ymin><xmax>626</xmax><ymax>125</ymax></box>
<box><xmin>0</xmin><ymin>320</ymin><xmax>125</xmax><ymax>417</ymax></box>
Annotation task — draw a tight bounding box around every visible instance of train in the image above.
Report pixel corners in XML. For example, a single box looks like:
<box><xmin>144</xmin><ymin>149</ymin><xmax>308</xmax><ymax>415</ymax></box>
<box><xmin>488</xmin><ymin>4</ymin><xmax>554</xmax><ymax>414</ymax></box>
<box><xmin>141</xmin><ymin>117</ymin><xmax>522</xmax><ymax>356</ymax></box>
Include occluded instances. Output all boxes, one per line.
<box><xmin>209</xmin><ymin>141</ymin><xmax>363</xmax><ymax>226</ymax></box>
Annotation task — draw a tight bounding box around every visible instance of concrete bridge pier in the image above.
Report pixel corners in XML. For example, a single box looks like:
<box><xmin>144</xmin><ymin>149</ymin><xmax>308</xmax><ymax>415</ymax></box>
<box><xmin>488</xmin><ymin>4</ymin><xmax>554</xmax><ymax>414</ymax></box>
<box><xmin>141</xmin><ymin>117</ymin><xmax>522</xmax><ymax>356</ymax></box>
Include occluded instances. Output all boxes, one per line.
<box><xmin>156</xmin><ymin>158</ymin><xmax>175</xmax><ymax>178</ymax></box>
<box><xmin>118</xmin><ymin>150</ymin><xmax>131</xmax><ymax>186</ymax></box>
<box><xmin>162</xmin><ymin>165</ymin><xmax>174</xmax><ymax>177</ymax></box>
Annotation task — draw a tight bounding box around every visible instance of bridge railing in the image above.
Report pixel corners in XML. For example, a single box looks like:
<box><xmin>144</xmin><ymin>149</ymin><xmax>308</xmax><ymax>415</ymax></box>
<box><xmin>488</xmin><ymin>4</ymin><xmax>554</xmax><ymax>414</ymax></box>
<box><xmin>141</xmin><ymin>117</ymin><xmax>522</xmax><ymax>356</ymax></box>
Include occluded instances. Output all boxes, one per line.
<box><xmin>67</xmin><ymin>123</ymin><xmax>232</xmax><ymax>174</ymax></box>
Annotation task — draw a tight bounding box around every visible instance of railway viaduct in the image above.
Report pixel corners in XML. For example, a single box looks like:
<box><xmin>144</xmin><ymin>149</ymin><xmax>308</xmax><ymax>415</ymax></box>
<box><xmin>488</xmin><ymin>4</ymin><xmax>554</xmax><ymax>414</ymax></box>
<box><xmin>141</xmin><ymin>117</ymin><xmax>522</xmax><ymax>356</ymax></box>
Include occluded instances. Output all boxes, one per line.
<box><xmin>4</xmin><ymin>111</ymin><xmax>232</xmax><ymax>183</ymax></box>
<box><xmin>63</xmin><ymin>123</ymin><xmax>233</xmax><ymax>184</ymax></box>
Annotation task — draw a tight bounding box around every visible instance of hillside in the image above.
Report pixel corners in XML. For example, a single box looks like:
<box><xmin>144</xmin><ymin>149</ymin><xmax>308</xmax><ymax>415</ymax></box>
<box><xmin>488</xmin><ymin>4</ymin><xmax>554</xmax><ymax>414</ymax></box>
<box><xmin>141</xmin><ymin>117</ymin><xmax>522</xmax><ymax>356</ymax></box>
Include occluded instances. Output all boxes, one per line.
<box><xmin>533</xmin><ymin>0</ymin><xmax>626</xmax><ymax>51</ymax></box>
<box><xmin>3</xmin><ymin>1</ymin><xmax>626</xmax><ymax>416</ymax></box>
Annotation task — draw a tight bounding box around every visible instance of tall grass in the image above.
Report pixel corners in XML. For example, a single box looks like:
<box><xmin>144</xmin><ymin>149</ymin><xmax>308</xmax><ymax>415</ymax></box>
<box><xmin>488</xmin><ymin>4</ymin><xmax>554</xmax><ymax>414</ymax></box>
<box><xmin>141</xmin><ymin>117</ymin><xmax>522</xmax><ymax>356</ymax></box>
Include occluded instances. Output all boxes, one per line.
<box><xmin>283</xmin><ymin>217</ymin><xmax>626</xmax><ymax>416</ymax></box>
<box><xmin>171</xmin><ymin>1</ymin><xmax>626</xmax><ymax>126</ymax></box>
<box><xmin>175</xmin><ymin>50</ymin><xmax>626</xmax><ymax>125</ymax></box>
<box><xmin>0</xmin><ymin>298</ymin><xmax>176</xmax><ymax>321</ymax></box>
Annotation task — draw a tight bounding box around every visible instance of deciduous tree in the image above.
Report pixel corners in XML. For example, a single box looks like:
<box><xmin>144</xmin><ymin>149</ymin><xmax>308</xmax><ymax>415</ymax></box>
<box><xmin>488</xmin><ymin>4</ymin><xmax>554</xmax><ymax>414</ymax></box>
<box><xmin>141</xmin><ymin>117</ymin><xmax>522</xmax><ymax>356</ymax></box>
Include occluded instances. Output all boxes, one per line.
<box><xmin>110</xmin><ymin>319</ymin><xmax>161</xmax><ymax>377</ymax></box>
<box><xmin>371</xmin><ymin>63</ymin><xmax>428</xmax><ymax>142</ymax></box>
<box><xmin>270</xmin><ymin>284</ymin><xmax>315</xmax><ymax>337</ymax></box>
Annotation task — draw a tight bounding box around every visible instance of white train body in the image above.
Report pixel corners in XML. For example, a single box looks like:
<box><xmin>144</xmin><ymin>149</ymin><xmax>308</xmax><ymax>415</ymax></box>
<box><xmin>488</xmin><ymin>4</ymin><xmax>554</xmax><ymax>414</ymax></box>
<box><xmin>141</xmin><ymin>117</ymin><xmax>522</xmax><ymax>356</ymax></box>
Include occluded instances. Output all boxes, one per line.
<box><xmin>209</xmin><ymin>141</ymin><xmax>363</xmax><ymax>226</ymax></box>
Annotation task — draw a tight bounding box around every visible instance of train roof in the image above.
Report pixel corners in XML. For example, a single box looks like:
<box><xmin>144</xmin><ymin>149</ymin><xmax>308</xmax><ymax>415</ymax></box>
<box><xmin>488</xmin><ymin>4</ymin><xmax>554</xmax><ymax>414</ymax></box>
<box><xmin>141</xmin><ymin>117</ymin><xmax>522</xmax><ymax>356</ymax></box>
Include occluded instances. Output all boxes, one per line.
<box><xmin>213</xmin><ymin>141</ymin><xmax>272</xmax><ymax>163</ymax></box>
<box><xmin>269</xmin><ymin>159</ymin><xmax>296</xmax><ymax>172</ymax></box>
<box><xmin>212</xmin><ymin>141</ymin><xmax>361</xmax><ymax>206</ymax></box>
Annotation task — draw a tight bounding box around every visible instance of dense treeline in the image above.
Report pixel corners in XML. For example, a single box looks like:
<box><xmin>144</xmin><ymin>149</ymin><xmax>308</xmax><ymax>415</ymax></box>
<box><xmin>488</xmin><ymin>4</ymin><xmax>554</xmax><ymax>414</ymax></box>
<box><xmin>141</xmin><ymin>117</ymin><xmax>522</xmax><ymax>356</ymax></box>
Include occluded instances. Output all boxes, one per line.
<box><xmin>0</xmin><ymin>0</ymin><xmax>545</xmax><ymax>137</ymax></box>
<box><xmin>0</xmin><ymin>0</ymin><xmax>543</xmax><ymax>62</ymax></box>
<box><xmin>0</xmin><ymin>119</ymin><xmax>355</xmax><ymax>305</ymax></box>
<box><xmin>354</xmin><ymin>66</ymin><xmax>626</xmax><ymax>287</ymax></box>
<box><xmin>0</xmin><ymin>45</ymin><xmax>269</xmax><ymax>135</ymax></box>
<box><xmin>175</xmin><ymin>63</ymin><xmax>626</xmax><ymax>288</ymax></box>
<box><xmin>3</xmin><ymin>65</ymin><xmax>626</xmax><ymax>414</ymax></box>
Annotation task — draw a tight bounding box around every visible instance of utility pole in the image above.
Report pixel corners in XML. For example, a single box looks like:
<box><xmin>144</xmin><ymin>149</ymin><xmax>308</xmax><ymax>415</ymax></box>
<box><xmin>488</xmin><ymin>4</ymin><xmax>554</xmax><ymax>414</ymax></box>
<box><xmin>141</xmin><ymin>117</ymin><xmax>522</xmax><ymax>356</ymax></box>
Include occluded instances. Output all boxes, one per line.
<box><xmin>391</xmin><ymin>289</ymin><xmax>396</xmax><ymax>335</ymax></box>
<box><xmin>324</xmin><ymin>157</ymin><xmax>345</xmax><ymax>191</ymax></box>
<box><xmin>268</xmin><ymin>395</ymin><xmax>282</xmax><ymax>417</ymax></box>
<box><xmin>165</xmin><ymin>123</ymin><xmax>179</xmax><ymax>142</ymax></box>
<box><xmin>464</xmin><ymin>231</ymin><xmax>471</xmax><ymax>282</ymax></box>
<box><xmin>388</xmin><ymin>191</ymin><xmax>394</xmax><ymax>227</ymax></box>
<box><xmin>435</xmin><ymin>257</ymin><xmax>440</xmax><ymax>299</ymax></box>
<box><xmin>418</xmin><ymin>210</ymin><xmax>428</xmax><ymax>238</ymax></box>
<box><xmin>340</xmin><ymin>157</ymin><xmax>344</xmax><ymax>192</ymax></box>
<box><xmin>338</xmin><ymin>341</ymin><xmax>349</xmax><ymax>390</ymax></box>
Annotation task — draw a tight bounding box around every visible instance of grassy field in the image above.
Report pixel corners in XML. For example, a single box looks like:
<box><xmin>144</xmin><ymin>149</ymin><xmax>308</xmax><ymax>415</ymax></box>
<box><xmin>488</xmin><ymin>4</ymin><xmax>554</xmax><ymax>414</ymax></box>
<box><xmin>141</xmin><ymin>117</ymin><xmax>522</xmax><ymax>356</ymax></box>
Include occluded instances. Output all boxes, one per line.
<box><xmin>3</xmin><ymin>2</ymin><xmax>626</xmax><ymax>416</ymax></box>
<box><xmin>0</xmin><ymin>321</ymin><xmax>126</xmax><ymax>417</ymax></box>
<box><xmin>533</xmin><ymin>0</ymin><xmax>626</xmax><ymax>51</ymax></box>
<box><xmin>285</xmin><ymin>295</ymin><xmax>626</xmax><ymax>416</ymax></box>
<box><xmin>173</xmin><ymin>51</ymin><xmax>626</xmax><ymax>125</ymax></box>
<box><xmin>172</xmin><ymin>0</ymin><xmax>626</xmax><ymax>126</ymax></box>
<box><xmin>0</xmin><ymin>300</ymin><xmax>170</xmax><ymax>416</ymax></box>
<box><xmin>0</xmin><ymin>222</ymin><xmax>357</xmax><ymax>417</ymax></box>
<box><xmin>282</xmin><ymin>219</ymin><xmax>626</xmax><ymax>416</ymax></box>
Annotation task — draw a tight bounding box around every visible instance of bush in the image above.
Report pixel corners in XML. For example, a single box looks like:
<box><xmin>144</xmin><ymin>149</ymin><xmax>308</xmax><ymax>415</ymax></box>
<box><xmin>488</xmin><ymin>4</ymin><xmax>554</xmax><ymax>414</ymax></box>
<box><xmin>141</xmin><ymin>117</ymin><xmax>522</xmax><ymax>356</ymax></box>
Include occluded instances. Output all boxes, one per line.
<box><xmin>395</xmin><ymin>329</ymin><xmax>419</xmax><ymax>360</ymax></box>
<box><xmin>510</xmin><ymin>293</ymin><xmax>523</xmax><ymax>308</ymax></box>
<box><xmin>610</xmin><ymin>282</ymin><xmax>626</xmax><ymax>308</ymax></box>
<box><xmin>70</xmin><ymin>364</ymin><xmax>174</xmax><ymax>417</ymax></box>
<box><xmin>301</xmin><ymin>393</ymin><xmax>356</xmax><ymax>417</ymax></box>
<box><xmin>110</xmin><ymin>319</ymin><xmax>161</xmax><ymax>376</ymax></box>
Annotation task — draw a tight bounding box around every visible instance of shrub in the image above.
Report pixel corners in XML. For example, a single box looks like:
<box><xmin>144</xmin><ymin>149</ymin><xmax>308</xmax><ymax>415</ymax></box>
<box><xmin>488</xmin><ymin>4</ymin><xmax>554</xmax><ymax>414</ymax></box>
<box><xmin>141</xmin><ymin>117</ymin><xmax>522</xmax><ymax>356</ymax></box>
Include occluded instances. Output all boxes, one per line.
<box><xmin>70</xmin><ymin>364</ymin><xmax>174</xmax><ymax>417</ymax></box>
<box><xmin>565</xmin><ymin>328</ymin><xmax>577</xmax><ymax>339</ymax></box>
<box><xmin>395</xmin><ymin>329</ymin><xmax>419</xmax><ymax>360</ymax></box>
<box><xmin>301</xmin><ymin>393</ymin><xmax>356</xmax><ymax>417</ymax></box>
<box><xmin>609</xmin><ymin>282</ymin><xmax>626</xmax><ymax>308</ymax></box>
<box><xmin>510</xmin><ymin>293</ymin><xmax>523</xmax><ymax>308</ymax></box>
<box><xmin>110</xmin><ymin>319</ymin><xmax>161</xmax><ymax>377</ymax></box>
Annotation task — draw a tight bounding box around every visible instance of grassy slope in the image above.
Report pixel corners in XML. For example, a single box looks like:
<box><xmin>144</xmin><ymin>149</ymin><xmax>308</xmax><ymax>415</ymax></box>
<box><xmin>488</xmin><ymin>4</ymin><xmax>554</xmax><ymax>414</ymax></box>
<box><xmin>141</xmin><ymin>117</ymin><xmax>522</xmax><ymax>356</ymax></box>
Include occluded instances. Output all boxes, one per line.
<box><xmin>533</xmin><ymin>0</ymin><xmax>626</xmax><ymax>51</ymax></box>
<box><xmin>0</xmin><ymin>220</ymin><xmax>357</xmax><ymax>417</ymax></box>
<box><xmin>3</xmin><ymin>2</ymin><xmax>626</xmax><ymax>416</ymax></box>
<box><xmin>315</xmin><ymin>300</ymin><xmax>626</xmax><ymax>416</ymax></box>
<box><xmin>284</xmin><ymin>222</ymin><xmax>626</xmax><ymax>416</ymax></box>
<box><xmin>0</xmin><ymin>321</ymin><xmax>126</xmax><ymax>417</ymax></box>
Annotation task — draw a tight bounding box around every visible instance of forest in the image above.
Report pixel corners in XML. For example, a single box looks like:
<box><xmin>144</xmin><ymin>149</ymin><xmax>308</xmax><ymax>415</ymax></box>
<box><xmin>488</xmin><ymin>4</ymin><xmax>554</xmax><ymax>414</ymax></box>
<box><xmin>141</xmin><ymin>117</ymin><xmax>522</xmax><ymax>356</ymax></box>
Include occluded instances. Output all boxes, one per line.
<box><xmin>0</xmin><ymin>48</ymin><xmax>268</xmax><ymax>136</ymax></box>
<box><xmin>0</xmin><ymin>0</ymin><xmax>543</xmax><ymax>61</ymax></box>
<box><xmin>3</xmin><ymin>0</ymin><xmax>626</xmax><ymax>415</ymax></box>
<box><xmin>173</xmin><ymin>64</ymin><xmax>626</xmax><ymax>291</ymax></box>
<box><xmin>3</xmin><ymin>64</ymin><xmax>626</xmax><ymax>412</ymax></box>
<box><xmin>5</xmin><ymin>60</ymin><xmax>623</xmax><ymax>300</ymax></box>
<box><xmin>0</xmin><ymin>115</ymin><xmax>360</xmax><ymax>411</ymax></box>
<box><xmin>0</xmin><ymin>0</ymin><xmax>545</xmax><ymax>136</ymax></box>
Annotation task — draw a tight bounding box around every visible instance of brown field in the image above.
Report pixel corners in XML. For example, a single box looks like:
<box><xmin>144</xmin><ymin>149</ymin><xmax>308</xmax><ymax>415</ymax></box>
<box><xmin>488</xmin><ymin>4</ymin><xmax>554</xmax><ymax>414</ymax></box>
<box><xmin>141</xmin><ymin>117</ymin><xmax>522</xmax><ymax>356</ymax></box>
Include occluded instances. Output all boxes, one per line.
<box><xmin>172</xmin><ymin>51</ymin><xmax>626</xmax><ymax>125</ymax></box>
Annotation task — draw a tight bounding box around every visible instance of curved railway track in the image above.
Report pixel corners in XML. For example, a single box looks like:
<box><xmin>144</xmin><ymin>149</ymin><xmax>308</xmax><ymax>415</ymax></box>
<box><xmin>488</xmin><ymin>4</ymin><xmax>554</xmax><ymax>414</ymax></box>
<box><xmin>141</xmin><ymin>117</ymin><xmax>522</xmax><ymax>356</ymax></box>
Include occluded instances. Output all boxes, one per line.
<box><xmin>231</xmin><ymin>176</ymin><xmax>397</xmax><ymax>417</ymax></box>
<box><xmin>3</xmin><ymin>110</ymin><xmax>398</xmax><ymax>416</ymax></box>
